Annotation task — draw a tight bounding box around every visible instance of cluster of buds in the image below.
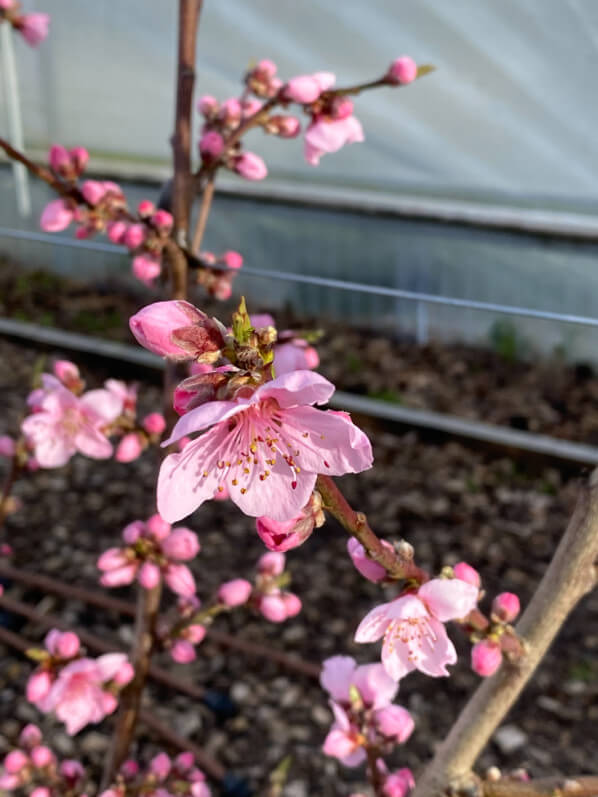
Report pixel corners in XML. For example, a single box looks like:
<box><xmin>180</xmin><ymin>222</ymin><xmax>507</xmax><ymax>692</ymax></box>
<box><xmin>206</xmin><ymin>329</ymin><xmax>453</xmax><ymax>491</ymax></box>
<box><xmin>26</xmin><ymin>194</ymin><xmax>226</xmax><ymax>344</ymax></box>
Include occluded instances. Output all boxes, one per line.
<box><xmin>101</xmin><ymin>751</ymin><xmax>210</xmax><ymax>797</ymax></box>
<box><xmin>0</xmin><ymin>1</ymin><xmax>49</xmax><ymax>46</ymax></box>
<box><xmin>470</xmin><ymin>591</ymin><xmax>522</xmax><ymax>677</ymax></box>
<box><xmin>48</xmin><ymin>145</ymin><xmax>89</xmax><ymax>182</ymax></box>
<box><xmin>217</xmin><ymin>551</ymin><xmax>302</xmax><ymax>623</ymax></box>
<box><xmin>26</xmin><ymin>631</ymin><xmax>133</xmax><ymax>735</ymax></box>
<box><xmin>0</xmin><ymin>725</ymin><xmax>87</xmax><ymax>796</ymax></box>
<box><xmin>98</xmin><ymin>514</ymin><xmax>199</xmax><ymax>597</ymax></box>
<box><xmin>320</xmin><ymin>656</ymin><xmax>414</xmax><ymax>790</ymax></box>
<box><xmin>195</xmin><ymin>248</ymin><xmax>244</xmax><ymax>300</ymax></box>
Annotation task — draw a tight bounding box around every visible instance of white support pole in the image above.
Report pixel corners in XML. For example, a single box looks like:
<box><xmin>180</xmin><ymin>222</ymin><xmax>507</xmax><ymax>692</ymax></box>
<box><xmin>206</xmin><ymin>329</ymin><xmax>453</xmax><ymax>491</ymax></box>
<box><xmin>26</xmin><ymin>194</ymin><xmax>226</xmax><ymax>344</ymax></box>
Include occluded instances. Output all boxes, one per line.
<box><xmin>0</xmin><ymin>22</ymin><xmax>31</xmax><ymax>217</ymax></box>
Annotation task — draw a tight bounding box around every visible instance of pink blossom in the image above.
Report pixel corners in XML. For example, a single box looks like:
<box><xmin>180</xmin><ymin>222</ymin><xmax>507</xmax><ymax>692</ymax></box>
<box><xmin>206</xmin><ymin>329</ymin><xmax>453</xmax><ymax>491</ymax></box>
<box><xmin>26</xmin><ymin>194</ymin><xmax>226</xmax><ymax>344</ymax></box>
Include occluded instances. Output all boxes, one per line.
<box><xmin>150</xmin><ymin>752</ymin><xmax>171</xmax><ymax>779</ymax></box>
<box><xmin>106</xmin><ymin>221</ymin><xmax>127</xmax><ymax>243</ymax></box>
<box><xmin>170</xmin><ymin>639</ymin><xmax>196</xmax><ymax>663</ymax></box>
<box><xmin>492</xmin><ymin>592</ymin><xmax>520</xmax><ymax>623</ymax></box>
<box><xmin>115</xmin><ymin>432</ymin><xmax>144</xmax><ymax>463</ymax></box>
<box><xmin>0</xmin><ymin>435</ymin><xmax>16</xmax><ymax>457</ymax></box>
<box><xmin>30</xmin><ymin>745</ymin><xmax>54</xmax><ymax>768</ymax></box>
<box><xmin>164</xmin><ymin>563</ymin><xmax>196</xmax><ymax>597</ymax></box>
<box><xmin>471</xmin><ymin>640</ymin><xmax>502</xmax><ymax>677</ymax></box>
<box><xmin>142</xmin><ymin>412</ymin><xmax>166</xmax><ymax>436</ymax></box>
<box><xmin>151</xmin><ymin>210</ymin><xmax>173</xmax><ymax>233</ymax></box>
<box><xmin>304</xmin><ymin>116</ymin><xmax>364</xmax><ymax>166</ymax></box>
<box><xmin>257</xmin><ymin>551</ymin><xmax>285</xmax><ymax>576</ymax></box>
<box><xmin>132</xmin><ymin>252</ymin><xmax>161</xmax><ymax>284</ymax></box>
<box><xmin>453</xmin><ymin>561</ymin><xmax>481</xmax><ymax>589</ymax></box>
<box><xmin>17</xmin><ymin>12</ymin><xmax>50</xmax><ymax>46</ymax></box>
<box><xmin>218</xmin><ymin>578</ymin><xmax>252</xmax><ymax>606</ymax></box>
<box><xmin>40</xmin><ymin>198</ymin><xmax>74</xmax><ymax>232</ymax></box>
<box><xmin>4</xmin><ymin>750</ymin><xmax>28</xmax><ymax>773</ymax></box>
<box><xmin>0</xmin><ymin>774</ymin><xmax>20</xmax><ymax>791</ymax></box>
<box><xmin>129</xmin><ymin>300</ymin><xmax>223</xmax><ymax>361</ymax></box>
<box><xmin>259</xmin><ymin>593</ymin><xmax>288</xmax><ymax>622</ymax></box>
<box><xmin>30</xmin><ymin>787</ymin><xmax>51</xmax><ymax>797</ymax></box>
<box><xmin>374</xmin><ymin>704</ymin><xmax>414</xmax><ymax>743</ymax></box>
<box><xmin>219</xmin><ymin>97</ymin><xmax>242</xmax><ymax>125</ymax></box>
<box><xmin>157</xmin><ymin>371</ymin><xmax>373</xmax><ymax>523</ymax></box>
<box><xmin>98</xmin><ymin>547</ymin><xmax>130</xmax><ymax>571</ymax></box>
<box><xmin>81</xmin><ymin>180</ymin><xmax>106</xmax><ymax>206</ymax></box>
<box><xmin>284</xmin><ymin>75</ymin><xmax>324</xmax><ymax>104</ymax></box>
<box><xmin>112</xmin><ymin>661</ymin><xmax>134</xmax><ymax>685</ymax></box>
<box><xmin>26</xmin><ymin>671</ymin><xmax>52</xmax><ymax>703</ymax></box>
<box><xmin>45</xmin><ymin>629</ymin><xmax>80</xmax><ymax>659</ymax></box>
<box><xmin>320</xmin><ymin>656</ymin><xmax>398</xmax><ymax>709</ymax></box>
<box><xmin>322</xmin><ymin>703</ymin><xmax>366</xmax><ymax>766</ymax></box>
<box><xmin>221</xmin><ymin>250</ymin><xmax>243</xmax><ymax>270</ymax></box>
<box><xmin>21</xmin><ymin>382</ymin><xmax>122</xmax><ymax>468</ymax></box>
<box><xmin>123</xmin><ymin>223</ymin><xmax>146</xmax><ymax>250</ymax></box>
<box><xmin>383</xmin><ymin>768</ymin><xmax>415</xmax><ymax>797</ymax></box>
<box><xmin>199</xmin><ymin>131</ymin><xmax>225</xmax><ymax>160</ymax></box>
<box><xmin>53</xmin><ymin>359</ymin><xmax>80</xmax><ymax>387</ymax></box>
<box><xmin>198</xmin><ymin>95</ymin><xmax>218</xmax><ymax>116</ymax></box>
<box><xmin>387</xmin><ymin>56</ymin><xmax>418</xmax><ymax>85</ymax></box>
<box><xmin>274</xmin><ymin>342</ymin><xmax>320</xmax><ymax>374</ymax></box>
<box><xmin>35</xmin><ymin>654</ymin><xmax>130</xmax><ymax>734</ymax></box>
<box><xmin>234</xmin><ymin>152</ymin><xmax>267</xmax><ymax>180</ymax></box>
<box><xmin>282</xmin><ymin>592</ymin><xmax>302</xmax><ymax>617</ymax></box>
<box><xmin>161</xmin><ymin>527</ymin><xmax>200</xmax><ymax>561</ymax></box>
<box><xmin>138</xmin><ymin>199</ymin><xmax>155</xmax><ymax>217</ymax></box>
<box><xmin>138</xmin><ymin>561</ymin><xmax>161</xmax><ymax>589</ymax></box>
<box><xmin>355</xmin><ymin>578</ymin><xmax>479</xmax><ymax>680</ymax></box>
<box><xmin>347</xmin><ymin>538</ymin><xmax>389</xmax><ymax>583</ymax></box>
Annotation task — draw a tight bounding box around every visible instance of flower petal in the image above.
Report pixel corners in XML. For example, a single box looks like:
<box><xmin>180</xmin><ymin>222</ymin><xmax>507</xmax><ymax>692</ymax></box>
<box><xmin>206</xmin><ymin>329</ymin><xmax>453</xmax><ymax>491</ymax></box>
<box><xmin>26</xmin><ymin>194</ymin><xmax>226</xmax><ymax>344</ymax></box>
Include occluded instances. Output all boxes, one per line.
<box><xmin>418</xmin><ymin>578</ymin><xmax>479</xmax><ymax>622</ymax></box>
<box><xmin>162</xmin><ymin>400</ymin><xmax>243</xmax><ymax>446</ymax></box>
<box><xmin>352</xmin><ymin>663</ymin><xmax>398</xmax><ymax>709</ymax></box>
<box><xmin>320</xmin><ymin>656</ymin><xmax>356</xmax><ymax>702</ymax></box>
<box><xmin>256</xmin><ymin>370</ymin><xmax>334</xmax><ymax>408</ymax></box>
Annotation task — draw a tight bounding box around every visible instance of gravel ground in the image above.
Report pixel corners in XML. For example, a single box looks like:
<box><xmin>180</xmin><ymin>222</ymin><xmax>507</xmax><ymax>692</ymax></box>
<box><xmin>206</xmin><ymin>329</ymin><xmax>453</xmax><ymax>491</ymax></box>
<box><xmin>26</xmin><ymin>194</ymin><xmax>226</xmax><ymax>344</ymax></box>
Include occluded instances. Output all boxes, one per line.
<box><xmin>0</xmin><ymin>337</ymin><xmax>597</xmax><ymax>796</ymax></box>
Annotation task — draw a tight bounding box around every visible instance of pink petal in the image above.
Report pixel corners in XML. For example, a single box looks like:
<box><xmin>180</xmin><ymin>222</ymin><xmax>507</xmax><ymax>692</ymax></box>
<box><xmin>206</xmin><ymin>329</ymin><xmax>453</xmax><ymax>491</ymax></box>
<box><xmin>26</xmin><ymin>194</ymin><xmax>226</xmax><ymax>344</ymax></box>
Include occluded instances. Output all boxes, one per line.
<box><xmin>320</xmin><ymin>656</ymin><xmax>356</xmax><ymax>702</ymax></box>
<box><xmin>74</xmin><ymin>426</ymin><xmax>113</xmax><ymax>459</ymax></box>
<box><xmin>95</xmin><ymin>653</ymin><xmax>129</xmax><ymax>682</ymax></box>
<box><xmin>418</xmin><ymin>579</ymin><xmax>479</xmax><ymax>622</ymax></box>
<box><xmin>230</xmin><ymin>456</ymin><xmax>316</xmax><ymax>521</ymax></box>
<box><xmin>352</xmin><ymin>663</ymin><xmax>398</xmax><ymax>709</ymax></box>
<box><xmin>381</xmin><ymin>639</ymin><xmax>416</xmax><ymax>681</ymax></box>
<box><xmin>161</xmin><ymin>400</ymin><xmax>242</xmax><ymax>446</ymax></box>
<box><xmin>354</xmin><ymin>603</ymin><xmax>393</xmax><ymax>644</ymax></box>
<box><xmin>79</xmin><ymin>389</ymin><xmax>123</xmax><ymax>423</ymax></box>
<box><xmin>40</xmin><ymin>199</ymin><xmax>73</xmax><ymax>232</ymax></box>
<box><xmin>255</xmin><ymin>370</ymin><xmax>334</xmax><ymax>408</ymax></box>
<box><xmin>413</xmin><ymin>618</ymin><xmax>457</xmax><ymax>677</ymax></box>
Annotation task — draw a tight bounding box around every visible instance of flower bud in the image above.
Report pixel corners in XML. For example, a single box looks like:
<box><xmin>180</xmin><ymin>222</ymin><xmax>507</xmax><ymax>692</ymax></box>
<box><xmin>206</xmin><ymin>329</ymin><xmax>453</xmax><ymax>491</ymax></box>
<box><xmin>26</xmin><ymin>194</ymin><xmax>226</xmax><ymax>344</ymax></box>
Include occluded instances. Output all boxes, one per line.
<box><xmin>267</xmin><ymin>115</ymin><xmax>301</xmax><ymax>138</ymax></box>
<box><xmin>185</xmin><ymin>624</ymin><xmax>206</xmax><ymax>644</ymax></box>
<box><xmin>107</xmin><ymin>221</ymin><xmax>128</xmax><ymax>244</ymax></box>
<box><xmin>0</xmin><ymin>435</ymin><xmax>16</xmax><ymax>457</ymax></box>
<box><xmin>150</xmin><ymin>752</ymin><xmax>171</xmax><ymax>779</ymax></box>
<box><xmin>161</xmin><ymin>527</ymin><xmax>200</xmax><ymax>561</ymax></box>
<box><xmin>259</xmin><ymin>594</ymin><xmax>287</xmax><ymax>622</ymax></box>
<box><xmin>234</xmin><ymin>152</ymin><xmax>267</xmax><ymax>181</ymax></box>
<box><xmin>81</xmin><ymin>180</ymin><xmax>106</xmax><ymax>206</ymax></box>
<box><xmin>4</xmin><ymin>750</ymin><xmax>29</xmax><ymax>773</ymax></box>
<box><xmin>0</xmin><ymin>774</ymin><xmax>20</xmax><ymax>791</ymax></box>
<box><xmin>137</xmin><ymin>199</ymin><xmax>156</xmax><ymax>217</ymax></box>
<box><xmin>199</xmin><ymin>131</ymin><xmax>225</xmax><ymax>161</ymax></box>
<box><xmin>198</xmin><ymin>95</ymin><xmax>219</xmax><ymax>117</ymax></box>
<box><xmin>142</xmin><ymin>412</ymin><xmax>167</xmax><ymax>436</ymax></box>
<box><xmin>151</xmin><ymin>209</ymin><xmax>173</xmax><ymax>233</ymax></box>
<box><xmin>122</xmin><ymin>520</ymin><xmax>145</xmax><ymax>544</ymax></box>
<box><xmin>175</xmin><ymin>752</ymin><xmax>195</xmax><ymax>772</ymax></box>
<box><xmin>283</xmin><ymin>75</ymin><xmax>322</xmax><ymax>104</ymax></box>
<box><xmin>112</xmin><ymin>660</ymin><xmax>135</xmax><ymax>686</ymax></box>
<box><xmin>123</xmin><ymin>223</ymin><xmax>146</xmax><ymax>250</ymax></box>
<box><xmin>30</xmin><ymin>745</ymin><xmax>55</xmax><ymax>768</ymax></box>
<box><xmin>257</xmin><ymin>551</ymin><xmax>285</xmax><ymax>576</ymax></box>
<box><xmin>69</xmin><ymin>147</ymin><xmax>89</xmax><ymax>175</ymax></box>
<box><xmin>120</xmin><ymin>759</ymin><xmax>140</xmax><ymax>778</ymax></box>
<box><xmin>347</xmin><ymin>538</ymin><xmax>387</xmax><ymax>583</ymax></box>
<box><xmin>164</xmin><ymin>563</ymin><xmax>196</xmax><ymax>597</ymax></box>
<box><xmin>60</xmin><ymin>759</ymin><xmax>85</xmax><ymax>783</ymax></box>
<box><xmin>453</xmin><ymin>561</ymin><xmax>481</xmax><ymax>589</ymax></box>
<box><xmin>17</xmin><ymin>12</ymin><xmax>50</xmax><ymax>46</ymax></box>
<box><xmin>132</xmin><ymin>252</ymin><xmax>161</xmax><ymax>284</ymax></box>
<box><xmin>146</xmin><ymin>513</ymin><xmax>171</xmax><ymax>541</ymax></box>
<box><xmin>53</xmin><ymin>359</ymin><xmax>80</xmax><ymax>386</ymax></box>
<box><xmin>220</xmin><ymin>250</ymin><xmax>243</xmax><ymax>270</ymax></box>
<box><xmin>218</xmin><ymin>578</ymin><xmax>252</xmax><ymax>606</ymax></box>
<box><xmin>138</xmin><ymin>561</ymin><xmax>161</xmax><ymax>590</ymax></box>
<box><xmin>19</xmin><ymin>724</ymin><xmax>42</xmax><ymax>748</ymax></box>
<box><xmin>492</xmin><ymin>592</ymin><xmax>520</xmax><ymax>623</ymax></box>
<box><xmin>375</xmin><ymin>705</ymin><xmax>414</xmax><ymax>743</ymax></box>
<box><xmin>282</xmin><ymin>592</ymin><xmax>302</xmax><ymax>618</ymax></box>
<box><xmin>54</xmin><ymin>631</ymin><xmax>80</xmax><ymax>659</ymax></box>
<box><xmin>40</xmin><ymin>199</ymin><xmax>74</xmax><ymax>232</ymax></box>
<box><xmin>170</xmin><ymin>639</ymin><xmax>196</xmax><ymax>663</ymax></box>
<box><xmin>387</xmin><ymin>56</ymin><xmax>418</xmax><ymax>85</ymax></box>
<box><xmin>471</xmin><ymin>639</ymin><xmax>502</xmax><ymax>677</ymax></box>
<box><xmin>219</xmin><ymin>97</ymin><xmax>242</xmax><ymax>126</ymax></box>
<box><xmin>100</xmin><ymin>563</ymin><xmax>138</xmax><ymax>587</ymax></box>
<box><xmin>115</xmin><ymin>433</ymin><xmax>145</xmax><ymax>463</ymax></box>
<box><xmin>49</xmin><ymin>144</ymin><xmax>71</xmax><ymax>175</ymax></box>
<box><xmin>30</xmin><ymin>788</ymin><xmax>52</xmax><ymax>797</ymax></box>
<box><xmin>129</xmin><ymin>301</ymin><xmax>208</xmax><ymax>359</ymax></box>
<box><xmin>383</xmin><ymin>768</ymin><xmax>415</xmax><ymax>797</ymax></box>
<box><xmin>26</xmin><ymin>671</ymin><xmax>52</xmax><ymax>703</ymax></box>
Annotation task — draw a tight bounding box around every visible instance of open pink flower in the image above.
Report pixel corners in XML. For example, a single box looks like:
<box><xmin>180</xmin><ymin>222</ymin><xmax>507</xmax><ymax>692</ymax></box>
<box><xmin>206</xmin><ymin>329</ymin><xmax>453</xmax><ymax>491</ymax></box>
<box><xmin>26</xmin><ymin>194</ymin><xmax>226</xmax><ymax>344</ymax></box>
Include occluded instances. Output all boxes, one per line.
<box><xmin>21</xmin><ymin>382</ymin><xmax>122</xmax><ymax>468</ymax></box>
<box><xmin>355</xmin><ymin>579</ymin><xmax>479</xmax><ymax>680</ymax></box>
<box><xmin>322</xmin><ymin>703</ymin><xmax>367</xmax><ymax>767</ymax></box>
<box><xmin>320</xmin><ymin>655</ymin><xmax>398</xmax><ymax>710</ymax></box>
<box><xmin>304</xmin><ymin>116</ymin><xmax>364</xmax><ymax>166</ymax></box>
<box><xmin>157</xmin><ymin>371</ymin><xmax>372</xmax><ymax>522</ymax></box>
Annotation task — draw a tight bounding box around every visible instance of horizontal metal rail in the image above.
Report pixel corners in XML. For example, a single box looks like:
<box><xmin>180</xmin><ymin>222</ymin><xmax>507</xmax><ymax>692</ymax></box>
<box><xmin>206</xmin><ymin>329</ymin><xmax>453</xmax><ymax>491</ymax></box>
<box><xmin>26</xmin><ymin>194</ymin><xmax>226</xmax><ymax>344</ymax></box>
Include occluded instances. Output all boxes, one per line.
<box><xmin>1</xmin><ymin>226</ymin><xmax>598</xmax><ymax>328</ymax></box>
<box><xmin>0</xmin><ymin>316</ymin><xmax>597</xmax><ymax>467</ymax></box>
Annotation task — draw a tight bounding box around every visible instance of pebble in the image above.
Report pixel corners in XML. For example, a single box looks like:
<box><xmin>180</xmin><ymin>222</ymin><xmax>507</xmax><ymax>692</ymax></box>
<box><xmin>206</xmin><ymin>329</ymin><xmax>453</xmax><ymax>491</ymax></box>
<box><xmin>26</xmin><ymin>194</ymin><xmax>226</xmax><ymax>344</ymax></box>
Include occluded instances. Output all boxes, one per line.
<box><xmin>493</xmin><ymin>725</ymin><xmax>528</xmax><ymax>754</ymax></box>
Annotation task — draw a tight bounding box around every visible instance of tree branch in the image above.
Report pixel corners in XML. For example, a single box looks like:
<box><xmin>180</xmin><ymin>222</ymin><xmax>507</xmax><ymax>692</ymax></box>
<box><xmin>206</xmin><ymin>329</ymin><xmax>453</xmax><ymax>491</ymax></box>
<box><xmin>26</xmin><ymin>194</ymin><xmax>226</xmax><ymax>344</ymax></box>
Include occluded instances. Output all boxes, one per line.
<box><xmin>412</xmin><ymin>469</ymin><xmax>598</xmax><ymax>797</ymax></box>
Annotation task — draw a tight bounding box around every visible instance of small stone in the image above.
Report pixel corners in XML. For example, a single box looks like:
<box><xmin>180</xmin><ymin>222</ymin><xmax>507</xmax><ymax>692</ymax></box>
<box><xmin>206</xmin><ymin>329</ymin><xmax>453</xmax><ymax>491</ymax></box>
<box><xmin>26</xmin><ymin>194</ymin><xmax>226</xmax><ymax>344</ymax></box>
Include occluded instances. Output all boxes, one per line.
<box><xmin>493</xmin><ymin>725</ymin><xmax>527</xmax><ymax>754</ymax></box>
<box><xmin>310</xmin><ymin>704</ymin><xmax>331</xmax><ymax>726</ymax></box>
<box><xmin>231</xmin><ymin>681</ymin><xmax>251</xmax><ymax>703</ymax></box>
<box><xmin>285</xmin><ymin>780</ymin><xmax>308</xmax><ymax>797</ymax></box>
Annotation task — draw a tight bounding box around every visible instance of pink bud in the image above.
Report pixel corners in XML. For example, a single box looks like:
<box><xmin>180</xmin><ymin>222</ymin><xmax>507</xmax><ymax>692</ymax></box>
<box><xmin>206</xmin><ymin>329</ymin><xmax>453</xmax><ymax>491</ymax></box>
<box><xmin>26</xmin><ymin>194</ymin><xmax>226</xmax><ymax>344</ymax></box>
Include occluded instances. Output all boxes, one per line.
<box><xmin>220</xmin><ymin>250</ymin><xmax>243</xmax><ymax>270</ymax></box>
<box><xmin>137</xmin><ymin>199</ymin><xmax>156</xmax><ymax>217</ymax></box>
<box><xmin>55</xmin><ymin>631</ymin><xmax>80</xmax><ymax>659</ymax></box>
<box><xmin>101</xmin><ymin>691</ymin><xmax>118</xmax><ymax>716</ymax></box>
<box><xmin>375</xmin><ymin>705</ymin><xmax>414</xmax><ymax>743</ymax></box>
<box><xmin>69</xmin><ymin>147</ymin><xmax>89</xmax><ymax>175</ymax></box>
<box><xmin>218</xmin><ymin>579</ymin><xmax>252</xmax><ymax>607</ymax></box>
<box><xmin>0</xmin><ymin>775</ymin><xmax>20</xmax><ymax>790</ymax></box>
<box><xmin>115</xmin><ymin>433</ymin><xmax>144</xmax><ymax>463</ymax></box>
<box><xmin>212</xmin><ymin>276</ymin><xmax>232</xmax><ymax>300</ymax></box>
<box><xmin>387</xmin><ymin>56</ymin><xmax>418</xmax><ymax>85</ymax></box>
<box><xmin>161</xmin><ymin>527</ymin><xmax>200</xmax><ymax>561</ymax></box>
<box><xmin>271</xmin><ymin>115</ymin><xmax>301</xmax><ymax>138</ymax></box>
<box><xmin>113</xmin><ymin>660</ymin><xmax>135</xmax><ymax>686</ymax></box>
<box><xmin>219</xmin><ymin>97</ymin><xmax>242</xmax><ymax>125</ymax></box>
<box><xmin>49</xmin><ymin>144</ymin><xmax>70</xmax><ymax>175</ymax></box>
<box><xmin>150</xmin><ymin>752</ymin><xmax>171</xmax><ymax>780</ymax></box>
<box><xmin>256</xmin><ymin>59</ymin><xmax>277</xmax><ymax>78</ymax></box>
<box><xmin>26</xmin><ymin>671</ymin><xmax>52</xmax><ymax>703</ymax></box>
<box><xmin>123</xmin><ymin>223</ymin><xmax>146</xmax><ymax>250</ymax></box>
<box><xmin>383</xmin><ymin>768</ymin><xmax>415</xmax><ymax>797</ymax></box>
<box><xmin>185</xmin><ymin>624</ymin><xmax>206</xmax><ymax>644</ymax></box>
<box><xmin>81</xmin><ymin>180</ymin><xmax>106</xmax><ymax>206</ymax></box>
<box><xmin>471</xmin><ymin>639</ymin><xmax>502</xmax><ymax>677</ymax></box>
<box><xmin>60</xmin><ymin>759</ymin><xmax>85</xmax><ymax>783</ymax></box>
<box><xmin>175</xmin><ymin>752</ymin><xmax>195</xmax><ymax>772</ymax></box>
<box><xmin>146</xmin><ymin>513</ymin><xmax>171</xmax><ymax>541</ymax></box>
<box><xmin>453</xmin><ymin>562</ymin><xmax>481</xmax><ymax>589</ymax></box>
<box><xmin>129</xmin><ymin>300</ymin><xmax>207</xmax><ymax>359</ymax></box>
<box><xmin>122</xmin><ymin>520</ymin><xmax>145</xmax><ymax>544</ymax></box>
<box><xmin>347</xmin><ymin>538</ymin><xmax>387</xmax><ymax>583</ymax></box>
<box><xmin>151</xmin><ymin>209</ymin><xmax>173</xmax><ymax>233</ymax></box>
<box><xmin>257</xmin><ymin>551</ymin><xmax>285</xmax><ymax>576</ymax></box>
<box><xmin>492</xmin><ymin>592</ymin><xmax>520</xmax><ymax>623</ymax></box>
<box><xmin>40</xmin><ymin>198</ymin><xmax>74</xmax><ymax>232</ymax></box>
<box><xmin>19</xmin><ymin>724</ymin><xmax>42</xmax><ymax>748</ymax></box>
<box><xmin>138</xmin><ymin>561</ymin><xmax>161</xmax><ymax>590</ymax></box>
<box><xmin>106</xmin><ymin>221</ymin><xmax>128</xmax><ymax>243</ymax></box>
<box><xmin>53</xmin><ymin>359</ymin><xmax>80</xmax><ymax>385</ymax></box>
<box><xmin>100</xmin><ymin>563</ymin><xmax>138</xmax><ymax>587</ymax></box>
<box><xmin>259</xmin><ymin>594</ymin><xmax>287</xmax><ymax>623</ymax></box>
<box><xmin>170</xmin><ymin>639</ymin><xmax>196</xmax><ymax>663</ymax></box>
<box><xmin>30</xmin><ymin>745</ymin><xmax>55</xmax><ymax>768</ymax></box>
<box><xmin>242</xmin><ymin>98</ymin><xmax>263</xmax><ymax>116</ymax></box>
<box><xmin>198</xmin><ymin>95</ymin><xmax>219</xmax><ymax>116</ymax></box>
<box><xmin>142</xmin><ymin>412</ymin><xmax>166</xmax><ymax>435</ymax></box>
<box><xmin>17</xmin><ymin>12</ymin><xmax>50</xmax><ymax>46</ymax></box>
<box><xmin>132</xmin><ymin>252</ymin><xmax>161</xmax><ymax>284</ymax></box>
<box><xmin>304</xmin><ymin>346</ymin><xmax>320</xmax><ymax>369</ymax></box>
<box><xmin>4</xmin><ymin>750</ymin><xmax>29</xmax><ymax>774</ymax></box>
<box><xmin>284</xmin><ymin>75</ymin><xmax>322</xmax><ymax>104</ymax></box>
<box><xmin>234</xmin><ymin>152</ymin><xmax>267</xmax><ymax>181</ymax></box>
<box><xmin>30</xmin><ymin>788</ymin><xmax>51</xmax><ymax>797</ymax></box>
<box><xmin>121</xmin><ymin>759</ymin><xmax>140</xmax><ymax>778</ymax></box>
<box><xmin>165</xmin><ymin>563</ymin><xmax>196</xmax><ymax>597</ymax></box>
<box><xmin>199</xmin><ymin>131</ymin><xmax>225</xmax><ymax>160</ymax></box>
<box><xmin>0</xmin><ymin>435</ymin><xmax>15</xmax><ymax>457</ymax></box>
<box><xmin>282</xmin><ymin>592</ymin><xmax>302</xmax><ymax>618</ymax></box>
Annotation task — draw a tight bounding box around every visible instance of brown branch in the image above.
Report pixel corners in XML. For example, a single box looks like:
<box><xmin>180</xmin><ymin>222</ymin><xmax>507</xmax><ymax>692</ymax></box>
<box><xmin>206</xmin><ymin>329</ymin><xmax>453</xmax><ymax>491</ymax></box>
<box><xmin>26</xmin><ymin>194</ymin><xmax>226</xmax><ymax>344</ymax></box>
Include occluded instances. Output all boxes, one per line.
<box><xmin>412</xmin><ymin>469</ymin><xmax>598</xmax><ymax>797</ymax></box>
<box><xmin>316</xmin><ymin>475</ymin><xmax>427</xmax><ymax>583</ymax></box>
<box><xmin>483</xmin><ymin>776</ymin><xmax>598</xmax><ymax>797</ymax></box>
<box><xmin>0</xmin><ymin>454</ymin><xmax>20</xmax><ymax>532</ymax></box>
<box><xmin>190</xmin><ymin>173</ymin><xmax>215</xmax><ymax>254</ymax></box>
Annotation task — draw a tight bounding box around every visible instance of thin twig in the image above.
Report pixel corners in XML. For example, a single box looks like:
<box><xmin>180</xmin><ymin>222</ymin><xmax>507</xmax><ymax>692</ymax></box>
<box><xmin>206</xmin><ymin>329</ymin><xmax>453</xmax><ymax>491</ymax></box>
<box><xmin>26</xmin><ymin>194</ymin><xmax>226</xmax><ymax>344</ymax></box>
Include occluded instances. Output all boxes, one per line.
<box><xmin>412</xmin><ymin>469</ymin><xmax>598</xmax><ymax>797</ymax></box>
<box><xmin>190</xmin><ymin>173</ymin><xmax>215</xmax><ymax>254</ymax></box>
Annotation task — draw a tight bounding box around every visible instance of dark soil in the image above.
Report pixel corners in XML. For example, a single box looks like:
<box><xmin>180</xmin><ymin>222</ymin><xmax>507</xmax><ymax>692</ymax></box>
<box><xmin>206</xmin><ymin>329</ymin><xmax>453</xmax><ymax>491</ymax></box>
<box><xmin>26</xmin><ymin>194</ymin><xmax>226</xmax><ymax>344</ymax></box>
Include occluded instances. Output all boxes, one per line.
<box><xmin>0</xmin><ymin>336</ymin><xmax>597</xmax><ymax>796</ymax></box>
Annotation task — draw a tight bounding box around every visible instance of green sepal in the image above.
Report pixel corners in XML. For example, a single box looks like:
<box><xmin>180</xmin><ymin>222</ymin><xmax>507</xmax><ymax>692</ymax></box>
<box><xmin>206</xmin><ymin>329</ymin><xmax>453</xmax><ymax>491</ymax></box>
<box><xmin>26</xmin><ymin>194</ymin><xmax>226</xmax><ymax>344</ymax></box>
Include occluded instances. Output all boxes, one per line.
<box><xmin>232</xmin><ymin>296</ymin><xmax>253</xmax><ymax>345</ymax></box>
